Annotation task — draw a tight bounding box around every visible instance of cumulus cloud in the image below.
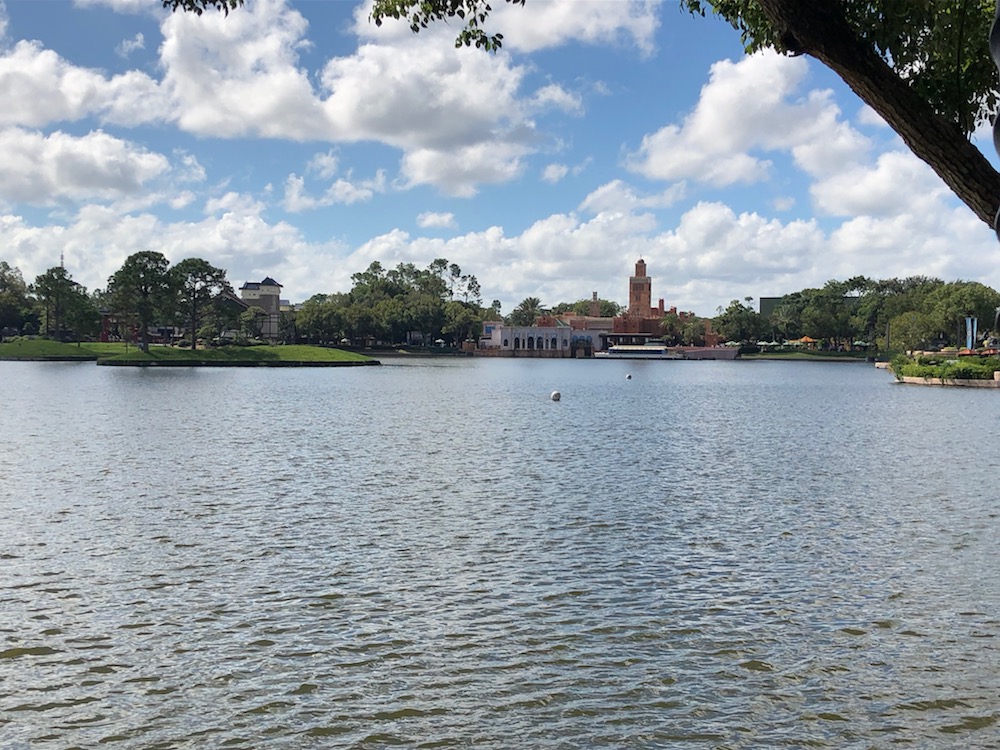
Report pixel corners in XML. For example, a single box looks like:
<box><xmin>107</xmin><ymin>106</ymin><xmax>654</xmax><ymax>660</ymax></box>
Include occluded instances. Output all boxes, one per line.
<box><xmin>530</xmin><ymin>83</ymin><xmax>582</xmax><ymax>114</ymax></box>
<box><xmin>416</xmin><ymin>211</ymin><xmax>456</xmax><ymax>229</ymax></box>
<box><xmin>811</xmin><ymin>151</ymin><xmax>948</xmax><ymax>218</ymax></box>
<box><xmin>160</xmin><ymin>0</ymin><xmax>326</xmax><ymax>139</ymax></box>
<box><xmin>579</xmin><ymin>179</ymin><xmax>685</xmax><ymax>215</ymax></box>
<box><xmin>626</xmin><ymin>51</ymin><xmax>870</xmax><ymax>186</ymax></box>
<box><xmin>400</xmin><ymin>141</ymin><xmax>530</xmax><ymax>197</ymax></box>
<box><xmin>282</xmin><ymin>170</ymin><xmax>386</xmax><ymax>212</ymax></box>
<box><xmin>0</xmin><ymin>40</ymin><xmax>168</xmax><ymax>128</ymax></box>
<box><xmin>488</xmin><ymin>0</ymin><xmax>662</xmax><ymax>55</ymax></box>
<box><xmin>353</xmin><ymin>0</ymin><xmax>661</xmax><ymax>55</ymax></box>
<box><xmin>0</xmin><ymin>127</ymin><xmax>169</xmax><ymax>204</ymax></box>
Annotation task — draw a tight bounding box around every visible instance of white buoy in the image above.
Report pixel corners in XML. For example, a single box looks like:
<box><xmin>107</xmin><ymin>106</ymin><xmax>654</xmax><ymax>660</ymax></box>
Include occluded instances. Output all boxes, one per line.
<box><xmin>626</xmin><ymin>374</ymin><xmax>632</xmax><ymax>380</ymax></box>
<box><xmin>550</xmin><ymin>390</ymin><xmax>561</xmax><ymax>401</ymax></box>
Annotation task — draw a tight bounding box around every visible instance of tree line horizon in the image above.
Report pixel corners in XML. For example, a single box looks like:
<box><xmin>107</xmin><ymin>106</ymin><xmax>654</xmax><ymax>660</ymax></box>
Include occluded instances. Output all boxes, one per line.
<box><xmin>2</xmin><ymin>254</ymin><xmax>998</xmax><ymax>353</ymax></box>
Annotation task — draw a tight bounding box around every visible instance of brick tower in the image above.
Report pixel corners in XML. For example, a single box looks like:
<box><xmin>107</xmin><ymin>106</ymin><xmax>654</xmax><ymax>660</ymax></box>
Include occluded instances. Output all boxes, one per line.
<box><xmin>628</xmin><ymin>258</ymin><xmax>652</xmax><ymax>317</ymax></box>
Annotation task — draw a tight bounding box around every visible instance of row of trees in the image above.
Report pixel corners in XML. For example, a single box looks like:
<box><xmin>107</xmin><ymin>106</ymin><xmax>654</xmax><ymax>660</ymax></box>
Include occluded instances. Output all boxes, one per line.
<box><xmin>1</xmin><ymin>254</ymin><xmax>236</xmax><ymax>351</ymax></box>
<box><xmin>713</xmin><ymin>277</ymin><xmax>1000</xmax><ymax>351</ymax></box>
<box><xmin>1</xmin><ymin>262</ymin><xmax>100</xmax><ymax>340</ymax></box>
<box><xmin>296</xmin><ymin>259</ymin><xmax>490</xmax><ymax>346</ymax></box>
<box><xmin>8</xmin><ymin>254</ymin><xmax>998</xmax><ymax>354</ymax></box>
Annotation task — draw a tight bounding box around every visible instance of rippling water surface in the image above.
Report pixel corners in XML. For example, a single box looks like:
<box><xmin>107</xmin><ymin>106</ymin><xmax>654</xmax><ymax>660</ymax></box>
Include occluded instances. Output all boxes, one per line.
<box><xmin>1</xmin><ymin>358</ymin><xmax>998</xmax><ymax>748</ymax></box>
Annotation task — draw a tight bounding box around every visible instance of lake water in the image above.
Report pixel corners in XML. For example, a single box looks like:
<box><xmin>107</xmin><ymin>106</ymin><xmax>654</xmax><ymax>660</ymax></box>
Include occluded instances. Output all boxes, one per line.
<box><xmin>1</xmin><ymin>357</ymin><xmax>998</xmax><ymax>748</ymax></box>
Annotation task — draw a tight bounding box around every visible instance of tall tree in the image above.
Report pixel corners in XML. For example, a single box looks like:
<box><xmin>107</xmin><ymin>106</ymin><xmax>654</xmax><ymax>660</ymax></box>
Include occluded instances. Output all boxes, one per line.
<box><xmin>715</xmin><ymin>297</ymin><xmax>766</xmax><ymax>343</ymax></box>
<box><xmin>0</xmin><ymin>262</ymin><xmax>35</xmax><ymax>335</ymax></box>
<box><xmin>509</xmin><ymin>296</ymin><xmax>546</xmax><ymax>326</ymax></box>
<box><xmin>172</xmin><ymin>258</ymin><xmax>232</xmax><ymax>350</ymax></box>
<box><xmin>107</xmin><ymin>252</ymin><xmax>174</xmax><ymax>352</ymax></box>
<box><xmin>33</xmin><ymin>266</ymin><xmax>81</xmax><ymax>339</ymax></box>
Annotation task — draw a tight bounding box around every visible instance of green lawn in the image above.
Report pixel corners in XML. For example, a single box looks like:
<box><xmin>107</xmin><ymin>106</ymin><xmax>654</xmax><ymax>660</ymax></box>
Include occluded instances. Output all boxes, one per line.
<box><xmin>1</xmin><ymin>339</ymin><xmax>375</xmax><ymax>365</ymax></box>
<box><xmin>0</xmin><ymin>338</ymin><xmax>100</xmax><ymax>359</ymax></box>
<box><xmin>98</xmin><ymin>344</ymin><xmax>375</xmax><ymax>364</ymax></box>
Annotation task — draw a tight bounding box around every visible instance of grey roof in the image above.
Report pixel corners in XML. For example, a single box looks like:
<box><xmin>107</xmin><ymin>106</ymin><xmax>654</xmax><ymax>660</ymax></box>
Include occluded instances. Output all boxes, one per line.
<box><xmin>240</xmin><ymin>277</ymin><xmax>282</xmax><ymax>290</ymax></box>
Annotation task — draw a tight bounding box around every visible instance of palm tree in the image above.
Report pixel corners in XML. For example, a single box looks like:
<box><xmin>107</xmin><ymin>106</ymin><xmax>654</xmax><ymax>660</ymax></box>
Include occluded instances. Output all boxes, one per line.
<box><xmin>509</xmin><ymin>297</ymin><xmax>546</xmax><ymax>326</ymax></box>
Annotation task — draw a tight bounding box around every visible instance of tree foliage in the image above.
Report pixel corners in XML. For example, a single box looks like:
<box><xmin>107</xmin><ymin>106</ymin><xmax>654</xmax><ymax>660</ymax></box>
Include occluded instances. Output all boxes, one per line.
<box><xmin>0</xmin><ymin>261</ymin><xmax>36</xmax><ymax>335</ymax></box>
<box><xmin>107</xmin><ymin>251</ymin><xmax>175</xmax><ymax>352</ymax></box>
<box><xmin>172</xmin><ymin>257</ymin><xmax>232</xmax><ymax>349</ymax></box>
<box><xmin>297</xmin><ymin>258</ymin><xmax>489</xmax><ymax>346</ymax></box>
<box><xmin>551</xmin><ymin>298</ymin><xmax>623</xmax><ymax>317</ymax></box>
<box><xmin>770</xmin><ymin>275</ymin><xmax>1000</xmax><ymax>350</ymax></box>
<box><xmin>33</xmin><ymin>266</ymin><xmax>98</xmax><ymax>341</ymax></box>
<box><xmin>508</xmin><ymin>296</ymin><xmax>547</xmax><ymax>326</ymax></box>
<box><xmin>715</xmin><ymin>297</ymin><xmax>766</xmax><ymax>343</ymax></box>
<box><xmin>162</xmin><ymin>0</ymin><xmax>242</xmax><ymax>15</ymax></box>
<box><xmin>371</xmin><ymin>0</ymin><xmax>525</xmax><ymax>50</ymax></box>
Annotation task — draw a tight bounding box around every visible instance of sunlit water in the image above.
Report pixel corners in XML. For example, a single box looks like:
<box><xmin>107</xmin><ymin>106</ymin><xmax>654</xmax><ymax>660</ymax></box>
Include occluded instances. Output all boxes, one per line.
<box><xmin>1</xmin><ymin>357</ymin><xmax>998</xmax><ymax>748</ymax></box>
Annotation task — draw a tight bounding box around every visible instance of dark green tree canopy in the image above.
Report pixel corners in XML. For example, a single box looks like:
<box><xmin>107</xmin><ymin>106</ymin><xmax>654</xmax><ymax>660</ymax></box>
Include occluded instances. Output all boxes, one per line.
<box><xmin>107</xmin><ymin>251</ymin><xmax>174</xmax><ymax>352</ymax></box>
<box><xmin>172</xmin><ymin>257</ymin><xmax>232</xmax><ymax>350</ymax></box>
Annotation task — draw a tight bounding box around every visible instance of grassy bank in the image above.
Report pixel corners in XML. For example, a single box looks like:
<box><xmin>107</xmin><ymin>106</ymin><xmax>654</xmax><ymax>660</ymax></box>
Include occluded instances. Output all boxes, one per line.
<box><xmin>0</xmin><ymin>338</ymin><xmax>100</xmax><ymax>360</ymax></box>
<box><xmin>1</xmin><ymin>339</ymin><xmax>378</xmax><ymax>366</ymax></box>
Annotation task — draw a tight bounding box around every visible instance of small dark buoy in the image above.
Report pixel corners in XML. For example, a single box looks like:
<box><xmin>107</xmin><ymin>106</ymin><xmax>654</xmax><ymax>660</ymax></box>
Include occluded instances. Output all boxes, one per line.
<box><xmin>626</xmin><ymin>374</ymin><xmax>632</xmax><ymax>380</ymax></box>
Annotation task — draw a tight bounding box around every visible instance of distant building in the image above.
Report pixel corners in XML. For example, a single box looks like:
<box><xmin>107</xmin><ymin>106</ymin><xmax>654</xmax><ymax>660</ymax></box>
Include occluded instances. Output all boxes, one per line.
<box><xmin>475</xmin><ymin>258</ymin><xmax>722</xmax><ymax>355</ymax></box>
<box><xmin>478</xmin><ymin>320</ymin><xmax>576</xmax><ymax>357</ymax></box>
<box><xmin>607</xmin><ymin>258</ymin><xmax>669</xmax><ymax>345</ymax></box>
<box><xmin>240</xmin><ymin>277</ymin><xmax>282</xmax><ymax>339</ymax></box>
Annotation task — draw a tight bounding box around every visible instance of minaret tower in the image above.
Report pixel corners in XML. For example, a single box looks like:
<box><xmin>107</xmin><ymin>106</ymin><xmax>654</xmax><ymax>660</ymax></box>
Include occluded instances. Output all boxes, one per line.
<box><xmin>628</xmin><ymin>258</ymin><xmax>652</xmax><ymax>317</ymax></box>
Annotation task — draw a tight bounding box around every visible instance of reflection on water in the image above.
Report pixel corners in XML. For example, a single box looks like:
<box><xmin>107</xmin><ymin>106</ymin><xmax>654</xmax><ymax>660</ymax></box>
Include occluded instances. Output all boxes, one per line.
<box><xmin>1</xmin><ymin>358</ymin><xmax>998</xmax><ymax>747</ymax></box>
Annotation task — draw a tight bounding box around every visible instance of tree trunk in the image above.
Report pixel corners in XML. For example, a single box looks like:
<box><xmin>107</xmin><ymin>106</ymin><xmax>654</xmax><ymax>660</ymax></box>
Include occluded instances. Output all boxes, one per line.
<box><xmin>756</xmin><ymin>0</ymin><xmax>1000</xmax><ymax>227</ymax></box>
<box><xmin>190</xmin><ymin>301</ymin><xmax>198</xmax><ymax>350</ymax></box>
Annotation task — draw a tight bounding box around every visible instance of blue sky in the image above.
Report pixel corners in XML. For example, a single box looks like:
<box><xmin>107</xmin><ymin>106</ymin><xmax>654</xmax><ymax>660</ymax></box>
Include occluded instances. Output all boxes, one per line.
<box><xmin>2</xmin><ymin>0</ymin><xmax>998</xmax><ymax>317</ymax></box>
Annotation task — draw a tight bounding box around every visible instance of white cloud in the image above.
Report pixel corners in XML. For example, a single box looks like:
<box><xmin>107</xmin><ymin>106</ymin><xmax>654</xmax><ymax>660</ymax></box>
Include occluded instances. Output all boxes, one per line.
<box><xmin>626</xmin><ymin>51</ymin><xmax>869</xmax><ymax>186</ymax></box>
<box><xmin>307</xmin><ymin>150</ymin><xmax>339</xmax><ymax>180</ymax></box>
<box><xmin>0</xmin><ymin>40</ymin><xmax>167</xmax><ymax>128</ymax></box>
<box><xmin>282</xmin><ymin>170</ymin><xmax>386</xmax><ymax>212</ymax></box>
<box><xmin>542</xmin><ymin>163</ymin><xmax>569</xmax><ymax>183</ymax></box>
<box><xmin>531</xmin><ymin>83</ymin><xmax>582</xmax><ymax>114</ymax></box>
<box><xmin>175</xmin><ymin>152</ymin><xmax>206</xmax><ymax>183</ymax></box>
<box><xmin>811</xmin><ymin>151</ymin><xmax>948</xmax><ymax>218</ymax></box>
<box><xmin>579</xmin><ymin>179</ymin><xmax>685</xmax><ymax>215</ymax></box>
<box><xmin>353</xmin><ymin>0</ymin><xmax>661</xmax><ymax>55</ymax></box>
<box><xmin>116</xmin><ymin>32</ymin><xmax>145</xmax><ymax>58</ymax></box>
<box><xmin>74</xmin><ymin>0</ymin><xmax>153</xmax><ymax>12</ymax></box>
<box><xmin>490</xmin><ymin>0</ymin><xmax>662</xmax><ymax>55</ymax></box>
<box><xmin>0</xmin><ymin>127</ymin><xmax>169</xmax><ymax>204</ymax></box>
<box><xmin>160</xmin><ymin>0</ymin><xmax>325</xmax><ymax>139</ymax></box>
<box><xmin>416</xmin><ymin>211</ymin><xmax>456</xmax><ymax>229</ymax></box>
<box><xmin>400</xmin><ymin>142</ymin><xmax>529</xmax><ymax>197</ymax></box>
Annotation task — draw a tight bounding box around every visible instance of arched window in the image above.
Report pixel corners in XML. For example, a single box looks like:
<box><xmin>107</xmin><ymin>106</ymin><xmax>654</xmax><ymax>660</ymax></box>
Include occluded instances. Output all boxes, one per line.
<box><xmin>503</xmin><ymin>338</ymin><xmax>509</xmax><ymax>347</ymax></box>
<box><xmin>527</xmin><ymin>337</ymin><xmax>534</xmax><ymax>349</ymax></box>
<box><xmin>536</xmin><ymin>336</ymin><xmax>543</xmax><ymax>349</ymax></box>
<box><xmin>513</xmin><ymin>337</ymin><xmax>520</xmax><ymax>349</ymax></box>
